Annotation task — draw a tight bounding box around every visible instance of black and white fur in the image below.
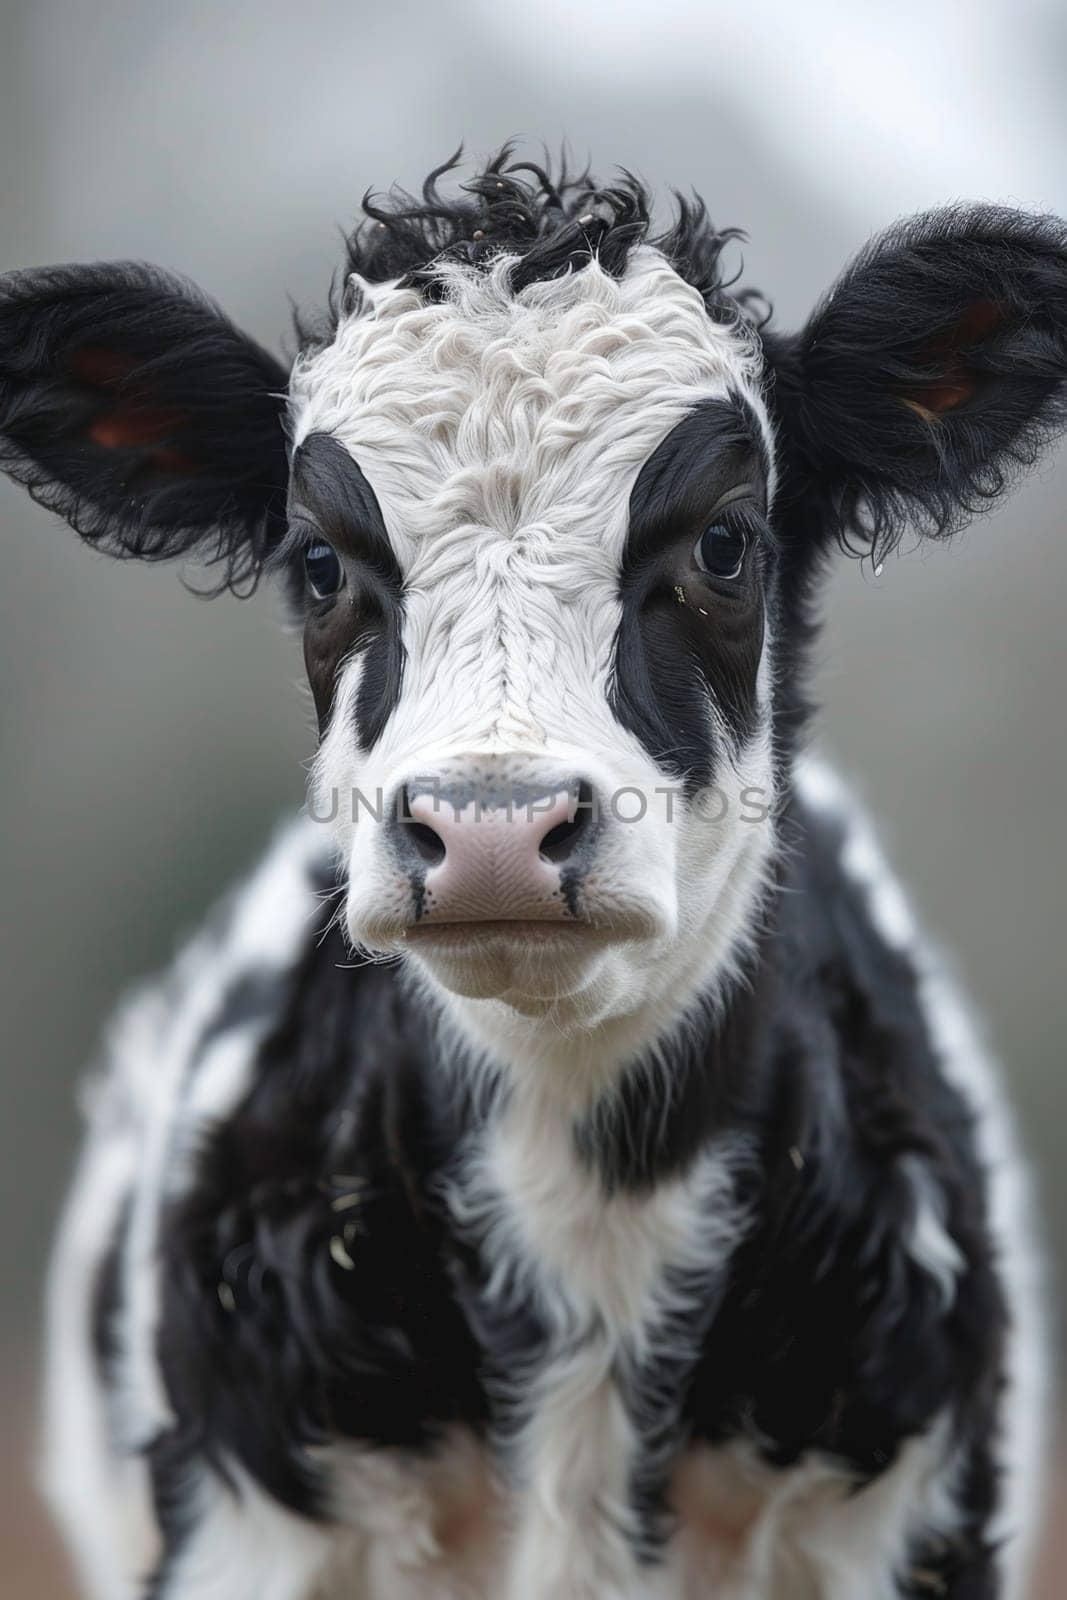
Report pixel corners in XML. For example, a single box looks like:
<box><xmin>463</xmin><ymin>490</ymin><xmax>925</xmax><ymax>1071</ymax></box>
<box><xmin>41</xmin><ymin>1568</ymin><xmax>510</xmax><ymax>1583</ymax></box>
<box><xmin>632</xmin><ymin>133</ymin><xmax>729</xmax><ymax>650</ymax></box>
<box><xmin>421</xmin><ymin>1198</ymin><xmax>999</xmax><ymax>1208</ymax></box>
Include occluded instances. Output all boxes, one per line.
<box><xmin>2</xmin><ymin>152</ymin><xmax>1063</xmax><ymax>1599</ymax></box>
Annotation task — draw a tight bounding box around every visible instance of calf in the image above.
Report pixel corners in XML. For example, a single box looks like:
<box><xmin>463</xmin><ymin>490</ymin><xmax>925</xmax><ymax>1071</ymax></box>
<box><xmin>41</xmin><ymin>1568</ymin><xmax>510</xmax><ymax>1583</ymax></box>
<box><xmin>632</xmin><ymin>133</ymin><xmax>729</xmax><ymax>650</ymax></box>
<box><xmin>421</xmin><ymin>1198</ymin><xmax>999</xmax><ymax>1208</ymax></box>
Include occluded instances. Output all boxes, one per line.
<box><xmin>2</xmin><ymin>152</ymin><xmax>1061</xmax><ymax>1600</ymax></box>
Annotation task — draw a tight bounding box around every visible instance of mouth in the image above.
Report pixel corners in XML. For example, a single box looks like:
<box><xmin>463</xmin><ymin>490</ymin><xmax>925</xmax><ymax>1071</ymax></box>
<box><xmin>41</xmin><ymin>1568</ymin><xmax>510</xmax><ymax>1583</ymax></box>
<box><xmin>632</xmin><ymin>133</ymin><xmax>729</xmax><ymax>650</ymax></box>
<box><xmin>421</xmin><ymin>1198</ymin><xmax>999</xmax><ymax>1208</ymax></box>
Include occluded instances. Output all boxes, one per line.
<box><xmin>403</xmin><ymin>919</ymin><xmax>632</xmax><ymax>948</ymax></box>
<box><xmin>399</xmin><ymin>917</ymin><xmax>620</xmax><ymax>1007</ymax></box>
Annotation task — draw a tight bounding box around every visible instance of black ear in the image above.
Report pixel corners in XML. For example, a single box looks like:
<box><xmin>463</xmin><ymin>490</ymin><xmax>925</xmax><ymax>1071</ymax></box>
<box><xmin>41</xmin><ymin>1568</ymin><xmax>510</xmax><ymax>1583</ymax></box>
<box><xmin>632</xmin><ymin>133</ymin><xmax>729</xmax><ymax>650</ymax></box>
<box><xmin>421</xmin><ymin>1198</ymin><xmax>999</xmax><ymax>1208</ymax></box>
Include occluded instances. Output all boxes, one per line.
<box><xmin>772</xmin><ymin>206</ymin><xmax>1067</xmax><ymax>555</ymax></box>
<box><xmin>0</xmin><ymin>261</ymin><xmax>290</xmax><ymax>591</ymax></box>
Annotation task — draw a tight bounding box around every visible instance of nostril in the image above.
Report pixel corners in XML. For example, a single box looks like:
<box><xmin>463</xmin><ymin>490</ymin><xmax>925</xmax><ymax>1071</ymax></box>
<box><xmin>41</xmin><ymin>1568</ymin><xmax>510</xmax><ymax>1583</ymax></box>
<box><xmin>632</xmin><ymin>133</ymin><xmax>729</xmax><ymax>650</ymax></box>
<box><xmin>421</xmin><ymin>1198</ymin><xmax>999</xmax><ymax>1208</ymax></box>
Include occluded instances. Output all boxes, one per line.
<box><xmin>399</xmin><ymin>788</ymin><xmax>447</xmax><ymax>867</ymax></box>
<box><xmin>409</xmin><ymin>823</ymin><xmax>447</xmax><ymax>867</ymax></box>
<box><xmin>539</xmin><ymin>780</ymin><xmax>596</xmax><ymax>864</ymax></box>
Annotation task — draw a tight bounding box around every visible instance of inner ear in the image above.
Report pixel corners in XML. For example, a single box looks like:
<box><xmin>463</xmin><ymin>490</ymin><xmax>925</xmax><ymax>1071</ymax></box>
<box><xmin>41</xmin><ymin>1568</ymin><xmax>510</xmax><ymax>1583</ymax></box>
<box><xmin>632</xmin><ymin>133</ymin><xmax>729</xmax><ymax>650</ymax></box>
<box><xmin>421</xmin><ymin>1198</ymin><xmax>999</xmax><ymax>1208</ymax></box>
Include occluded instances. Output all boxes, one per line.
<box><xmin>67</xmin><ymin>344</ymin><xmax>196</xmax><ymax>471</ymax></box>
<box><xmin>897</xmin><ymin>299</ymin><xmax>1006</xmax><ymax>420</ymax></box>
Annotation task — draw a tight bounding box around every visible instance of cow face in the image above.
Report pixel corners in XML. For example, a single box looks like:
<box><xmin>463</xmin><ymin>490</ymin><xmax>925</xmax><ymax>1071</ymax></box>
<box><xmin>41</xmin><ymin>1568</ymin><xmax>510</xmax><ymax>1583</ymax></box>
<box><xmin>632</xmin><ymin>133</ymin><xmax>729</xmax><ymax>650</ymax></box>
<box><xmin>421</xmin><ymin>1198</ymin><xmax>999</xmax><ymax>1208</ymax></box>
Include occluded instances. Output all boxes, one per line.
<box><xmin>4</xmin><ymin>158</ymin><xmax>1066</xmax><ymax>1057</ymax></box>
<box><xmin>288</xmin><ymin>251</ymin><xmax>777</xmax><ymax>1029</ymax></box>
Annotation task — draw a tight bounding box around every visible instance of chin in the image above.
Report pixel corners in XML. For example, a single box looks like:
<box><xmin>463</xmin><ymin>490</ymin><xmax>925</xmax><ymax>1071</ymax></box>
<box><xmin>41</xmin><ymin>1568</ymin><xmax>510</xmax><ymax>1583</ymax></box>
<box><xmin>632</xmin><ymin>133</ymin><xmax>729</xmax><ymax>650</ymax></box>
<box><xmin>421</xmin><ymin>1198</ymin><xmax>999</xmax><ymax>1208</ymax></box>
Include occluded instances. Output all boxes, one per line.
<box><xmin>401</xmin><ymin>921</ymin><xmax>621</xmax><ymax>1014</ymax></box>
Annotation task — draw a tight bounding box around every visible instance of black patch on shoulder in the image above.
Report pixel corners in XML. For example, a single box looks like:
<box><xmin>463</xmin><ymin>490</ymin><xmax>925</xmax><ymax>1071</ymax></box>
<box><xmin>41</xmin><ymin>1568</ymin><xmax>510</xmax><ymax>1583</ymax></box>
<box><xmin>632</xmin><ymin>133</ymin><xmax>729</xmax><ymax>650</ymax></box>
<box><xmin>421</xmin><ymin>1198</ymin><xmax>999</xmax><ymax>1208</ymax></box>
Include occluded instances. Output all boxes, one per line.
<box><xmin>682</xmin><ymin>793</ymin><xmax>1007</xmax><ymax>1493</ymax></box>
<box><xmin>587</xmin><ymin>793</ymin><xmax>1009</xmax><ymax>1565</ymax></box>
<box><xmin>149</xmin><ymin>905</ymin><xmax>490</xmax><ymax>1530</ymax></box>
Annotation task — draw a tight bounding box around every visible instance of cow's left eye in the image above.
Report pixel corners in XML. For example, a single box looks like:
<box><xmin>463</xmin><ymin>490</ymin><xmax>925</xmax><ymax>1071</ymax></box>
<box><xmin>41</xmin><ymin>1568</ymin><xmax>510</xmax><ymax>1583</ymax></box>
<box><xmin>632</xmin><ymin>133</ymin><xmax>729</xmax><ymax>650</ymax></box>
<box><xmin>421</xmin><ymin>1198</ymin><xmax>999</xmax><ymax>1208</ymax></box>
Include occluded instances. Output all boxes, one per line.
<box><xmin>694</xmin><ymin>517</ymin><xmax>747</xmax><ymax>581</ymax></box>
<box><xmin>304</xmin><ymin>542</ymin><xmax>344</xmax><ymax>600</ymax></box>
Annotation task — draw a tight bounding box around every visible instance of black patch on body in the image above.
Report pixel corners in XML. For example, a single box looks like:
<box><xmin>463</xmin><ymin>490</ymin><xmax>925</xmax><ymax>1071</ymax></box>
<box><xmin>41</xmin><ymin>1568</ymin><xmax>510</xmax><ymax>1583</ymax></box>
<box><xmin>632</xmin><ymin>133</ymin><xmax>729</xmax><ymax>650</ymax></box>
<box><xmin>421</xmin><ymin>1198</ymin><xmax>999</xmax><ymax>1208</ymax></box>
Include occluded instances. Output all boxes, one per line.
<box><xmin>149</xmin><ymin>922</ymin><xmax>488</xmax><ymax>1523</ymax></box>
<box><xmin>572</xmin><ymin>954</ymin><xmax>773</xmax><ymax>1194</ymax></box>
<box><xmin>136</xmin><ymin>791</ymin><xmax>1007</xmax><ymax>1596</ymax></box>
<box><xmin>610</xmin><ymin>398</ymin><xmax>771</xmax><ymax>792</ymax></box>
<box><xmin>569</xmin><ymin>792</ymin><xmax>1006</xmax><ymax>1587</ymax></box>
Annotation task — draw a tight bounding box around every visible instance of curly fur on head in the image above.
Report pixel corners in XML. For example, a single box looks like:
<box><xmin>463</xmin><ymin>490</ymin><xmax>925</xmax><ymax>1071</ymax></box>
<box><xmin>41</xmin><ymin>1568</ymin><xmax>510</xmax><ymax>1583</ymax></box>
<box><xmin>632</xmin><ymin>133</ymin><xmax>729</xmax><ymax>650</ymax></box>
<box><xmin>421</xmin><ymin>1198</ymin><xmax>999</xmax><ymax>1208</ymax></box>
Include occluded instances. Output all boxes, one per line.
<box><xmin>314</xmin><ymin>145</ymin><xmax>764</xmax><ymax>336</ymax></box>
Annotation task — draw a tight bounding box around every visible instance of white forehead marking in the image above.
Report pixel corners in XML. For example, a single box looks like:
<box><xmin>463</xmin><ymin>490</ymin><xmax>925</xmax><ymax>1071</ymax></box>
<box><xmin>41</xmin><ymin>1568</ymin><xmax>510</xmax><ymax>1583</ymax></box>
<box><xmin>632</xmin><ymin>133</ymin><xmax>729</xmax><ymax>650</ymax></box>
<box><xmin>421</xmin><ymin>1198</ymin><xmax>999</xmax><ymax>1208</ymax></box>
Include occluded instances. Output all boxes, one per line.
<box><xmin>289</xmin><ymin>245</ymin><xmax>772</xmax><ymax>569</ymax></box>
<box><xmin>293</xmin><ymin>246</ymin><xmax>775</xmax><ymax>764</ymax></box>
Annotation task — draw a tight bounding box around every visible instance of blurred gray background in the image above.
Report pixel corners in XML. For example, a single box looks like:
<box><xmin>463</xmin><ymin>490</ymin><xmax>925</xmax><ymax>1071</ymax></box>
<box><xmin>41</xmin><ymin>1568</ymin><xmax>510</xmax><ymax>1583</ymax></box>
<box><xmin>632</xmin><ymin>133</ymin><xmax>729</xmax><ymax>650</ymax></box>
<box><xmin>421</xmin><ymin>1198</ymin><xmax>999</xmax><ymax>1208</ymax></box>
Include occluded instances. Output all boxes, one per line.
<box><xmin>1</xmin><ymin>0</ymin><xmax>1064</xmax><ymax>1592</ymax></box>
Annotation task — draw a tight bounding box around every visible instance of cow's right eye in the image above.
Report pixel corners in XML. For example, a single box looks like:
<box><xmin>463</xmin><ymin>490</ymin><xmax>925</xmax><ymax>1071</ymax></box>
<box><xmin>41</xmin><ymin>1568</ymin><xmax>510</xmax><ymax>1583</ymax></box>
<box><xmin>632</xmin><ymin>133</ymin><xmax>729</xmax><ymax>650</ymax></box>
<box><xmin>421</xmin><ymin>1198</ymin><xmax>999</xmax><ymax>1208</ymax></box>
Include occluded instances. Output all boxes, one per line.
<box><xmin>304</xmin><ymin>542</ymin><xmax>345</xmax><ymax>600</ymax></box>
